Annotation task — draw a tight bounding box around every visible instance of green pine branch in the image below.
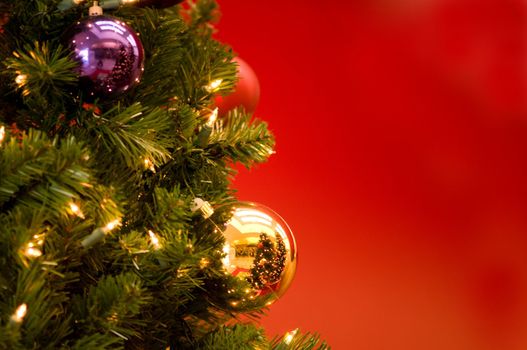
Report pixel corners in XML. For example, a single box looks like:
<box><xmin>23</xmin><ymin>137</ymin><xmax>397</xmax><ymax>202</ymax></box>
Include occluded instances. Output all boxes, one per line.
<box><xmin>0</xmin><ymin>130</ymin><xmax>120</xmax><ymax>223</ymax></box>
<box><xmin>208</xmin><ymin>108</ymin><xmax>276</xmax><ymax>167</ymax></box>
<box><xmin>271</xmin><ymin>331</ymin><xmax>330</xmax><ymax>350</ymax></box>
<box><xmin>5</xmin><ymin>41</ymin><xmax>77</xmax><ymax>127</ymax></box>
<box><xmin>197</xmin><ymin>324</ymin><xmax>267</xmax><ymax>350</ymax></box>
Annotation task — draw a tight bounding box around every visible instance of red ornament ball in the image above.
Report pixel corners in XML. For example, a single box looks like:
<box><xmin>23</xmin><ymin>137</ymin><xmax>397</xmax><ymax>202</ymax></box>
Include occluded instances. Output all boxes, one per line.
<box><xmin>215</xmin><ymin>57</ymin><xmax>260</xmax><ymax>116</ymax></box>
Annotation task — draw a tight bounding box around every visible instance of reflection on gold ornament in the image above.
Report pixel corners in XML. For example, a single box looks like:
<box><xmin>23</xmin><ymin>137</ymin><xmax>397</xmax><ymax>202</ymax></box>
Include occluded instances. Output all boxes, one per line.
<box><xmin>221</xmin><ymin>202</ymin><xmax>297</xmax><ymax>310</ymax></box>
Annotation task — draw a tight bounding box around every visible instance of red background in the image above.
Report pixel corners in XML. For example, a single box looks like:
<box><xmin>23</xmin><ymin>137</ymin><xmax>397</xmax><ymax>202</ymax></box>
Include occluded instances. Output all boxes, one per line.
<box><xmin>216</xmin><ymin>1</ymin><xmax>527</xmax><ymax>349</ymax></box>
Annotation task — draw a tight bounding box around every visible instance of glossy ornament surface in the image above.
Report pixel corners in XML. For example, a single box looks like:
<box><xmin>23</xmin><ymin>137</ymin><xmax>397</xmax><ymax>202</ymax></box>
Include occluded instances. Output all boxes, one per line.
<box><xmin>65</xmin><ymin>16</ymin><xmax>144</xmax><ymax>98</ymax></box>
<box><xmin>221</xmin><ymin>202</ymin><xmax>297</xmax><ymax>309</ymax></box>
<box><xmin>215</xmin><ymin>57</ymin><xmax>260</xmax><ymax>116</ymax></box>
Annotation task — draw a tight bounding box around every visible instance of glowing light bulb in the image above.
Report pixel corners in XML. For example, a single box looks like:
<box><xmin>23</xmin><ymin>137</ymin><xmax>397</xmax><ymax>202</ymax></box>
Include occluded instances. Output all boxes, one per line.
<box><xmin>143</xmin><ymin>158</ymin><xmax>155</xmax><ymax>172</ymax></box>
<box><xmin>15</xmin><ymin>73</ymin><xmax>30</xmax><ymax>96</ymax></box>
<box><xmin>206</xmin><ymin>108</ymin><xmax>218</xmax><ymax>127</ymax></box>
<box><xmin>0</xmin><ymin>126</ymin><xmax>5</xmax><ymax>146</ymax></box>
<box><xmin>284</xmin><ymin>329</ymin><xmax>298</xmax><ymax>345</ymax></box>
<box><xmin>24</xmin><ymin>247</ymin><xmax>42</xmax><ymax>257</ymax></box>
<box><xmin>11</xmin><ymin>304</ymin><xmax>27</xmax><ymax>323</ymax></box>
<box><xmin>199</xmin><ymin>258</ymin><xmax>210</xmax><ymax>269</ymax></box>
<box><xmin>15</xmin><ymin>74</ymin><xmax>27</xmax><ymax>86</ymax></box>
<box><xmin>105</xmin><ymin>219</ymin><xmax>121</xmax><ymax>232</ymax></box>
<box><xmin>206</xmin><ymin>79</ymin><xmax>223</xmax><ymax>93</ymax></box>
<box><xmin>148</xmin><ymin>230</ymin><xmax>161</xmax><ymax>249</ymax></box>
<box><xmin>69</xmin><ymin>202</ymin><xmax>85</xmax><ymax>219</ymax></box>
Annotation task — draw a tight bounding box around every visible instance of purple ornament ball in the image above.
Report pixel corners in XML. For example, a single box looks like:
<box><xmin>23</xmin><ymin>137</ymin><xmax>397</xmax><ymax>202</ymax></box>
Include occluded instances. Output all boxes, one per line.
<box><xmin>65</xmin><ymin>16</ymin><xmax>144</xmax><ymax>99</ymax></box>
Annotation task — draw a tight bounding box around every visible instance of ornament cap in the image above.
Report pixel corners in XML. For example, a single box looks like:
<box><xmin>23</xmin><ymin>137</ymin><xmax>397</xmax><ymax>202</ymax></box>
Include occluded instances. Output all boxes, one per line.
<box><xmin>89</xmin><ymin>1</ymin><xmax>103</xmax><ymax>16</ymax></box>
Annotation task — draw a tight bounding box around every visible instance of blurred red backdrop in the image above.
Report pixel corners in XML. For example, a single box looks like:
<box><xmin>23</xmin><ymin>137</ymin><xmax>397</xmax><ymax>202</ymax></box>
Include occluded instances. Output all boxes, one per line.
<box><xmin>215</xmin><ymin>0</ymin><xmax>527</xmax><ymax>349</ymax></box>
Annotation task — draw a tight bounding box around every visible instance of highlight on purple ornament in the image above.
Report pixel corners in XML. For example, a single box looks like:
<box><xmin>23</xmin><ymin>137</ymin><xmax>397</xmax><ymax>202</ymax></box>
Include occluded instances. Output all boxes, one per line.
<box><xmin>65</xmin><ymin>16</ymin><xmax>144</xmax><ymax>99</ymax></box>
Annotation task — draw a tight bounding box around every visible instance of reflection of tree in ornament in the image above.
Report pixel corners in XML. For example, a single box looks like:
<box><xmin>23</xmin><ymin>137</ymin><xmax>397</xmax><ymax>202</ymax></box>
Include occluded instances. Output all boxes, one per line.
<box><xmin>247</xmin><ymin>233</ymin><xmax>286</xmax><ymax>289</ymax></box>
<box><xmin>105</xmin><ymin>44</ymin><xmax>135</xmax><ymax>91</ymax></box>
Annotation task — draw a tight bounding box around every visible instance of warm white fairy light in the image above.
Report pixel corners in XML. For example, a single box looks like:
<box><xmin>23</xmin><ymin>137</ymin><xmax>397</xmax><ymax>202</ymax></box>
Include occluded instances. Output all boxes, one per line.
<box><xmin>15</xmin><ymin>73</ymin><xmax>27</xmax><ymax>86</ymax></box>
<box><xmin>81</xmin><ymin>218</ymin><xmax>122</xmax><ymax>248</ymax></box>
<box><xmin>105</xmin><ymin>219</ymin><xmax>121</xmax><ymax>232</ymax></box>
<box><xmin>207</xmin><ymin>108</ymin><xmax>219</xmax><ymax>127</ymax></box>
<box><xmin>69</xmin><ymin>202</ymin><xmax>85</xmax><ymax>219</ymax></box>
<box><xmin>33</xmin><ymin>233</ymin><xmax>45</xmax><ymax>246</ymax></box>
<box><xmin>69</xmin><ymin>203</ymin><xmax>79</xmax><ymax>212</ymax></box>
<box><xmin>143</xmin><ymin>158</ymin><xmax>155</xmax><ymax>172</ymax></box>
<box><xmin>0</xmin><ymin>126</ymin><xmax>5</xmax><ymax>146</ymax></box>
<box><xmin>205</xmin><ymin>79</ymin><xmax>223</xmax><ymax>93</ymax></box>
<box><xmin>22</xmin><ymin>231</ymin><xmax>47</xmax><ymax>258</ymax></box>
<box><xmin>15</xmin><ymin>73</ymin><xmax>30</xmax><ymax>96</ymax></box>
<box><xmin>11</xmin><ymin>303</ymin><xmax>27</xmax><ymax>323</ymax></box>
<box><xmin>24</xmin><ymin>247</ymin><xmax>42</xmax><ymax>257</ymax></box>
<box><xmin>148</xmin><ymin>230</ymin><xmax>161</xmax><ymax>250</ymax></box>
<box><xmin>284</xmin><ymin>329</ymin><xmax>298</xmax><ymax>345</ymax></box>
<box><xmin>199</xmin><ymin>257</ymin><xmax>210</xmax><ymax>269</ymax></box>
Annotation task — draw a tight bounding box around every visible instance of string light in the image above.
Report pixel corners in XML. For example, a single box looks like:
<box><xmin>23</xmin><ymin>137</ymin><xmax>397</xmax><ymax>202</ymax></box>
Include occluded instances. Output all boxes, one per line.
<box><xmin>107</xmin><ymin>312</ymin><xmax>119</xmax><ymax>323</ymax></box>
<box><xmin>148</xmin><ymin>230</ymin><xmax>161</xmax><ymax>250</ymax></box>
<box><xmin>196</xmin><ymin>108</ymin><xmax>219</xmax><ymax>147</ymax></box>
<box><xmin>283</xmin><ymin>329</ymin><xmax>298</xmax><ymax>345</ymax></box>
<box><xmin>21</xmin><ymin>231</ymin><xmax>47</xmax><ymax>259</ymax></box>
<box><xmin>205</xmin><ymin>79</ymin><xmax>223</xmax><ymax>93</ymax></box>
<box><xmin>24</xmin><ymin>247</ymin><xmax>42</xmax><ymax>258</ymax></box>
<box><xmin>81</xmin><ymin>218</ymin><xmax>121</xmax><ymax>248</ymax></box>
<box><xmin>32</xmin><ymin>233</ymin><xmax>46</xmax><ymax>246</ymax></box>
<box><xmin>0</xmin><ymin>126</ymin><xmax>5</xmax><ymax>146</ymax></box>
<box><xmin>15</xmin><ymin>73</ymin><xmax>27</xmax><ymax>86</ymax></box>
<box><xmin>143</xmin><ymin>158</ymin><xmax>156</xmax><ymax>173</ymax></box>
<box><xmin>199</xmin><ymin>257</ymin><xmax>210</xmax><ymax>269</ymax></box>
<box><xmin>146</xmin><ymin>230</ymin><xmax>168</xmax><ymax>267</ymax></box>
<box><xmin>207</xmin><ymin>108</ymin><xmax>219</xmax><ymax>127</ymax></box>
<box><xmin>10</xmin><ymin>303</ymin><xmax>27</xmax><ymax>323</ymax></box>
<box><xmin>15</xmin><ymin>73</ymin><xmax>30</xmax><ymax>96</ymax></box>
<box><xmin>69</xmin><ymin>202</ymin><xmax>85</xmax><ymax>219</ymax></box>
<box><xmin>104</xmin><ymin>219</ymin><xmax>121</xmax><ymax>232</ymax></box>
<box><xmin>177</xmin><ymin>268</ymin><xmax>190</xmax><ymax>278</ymax></box>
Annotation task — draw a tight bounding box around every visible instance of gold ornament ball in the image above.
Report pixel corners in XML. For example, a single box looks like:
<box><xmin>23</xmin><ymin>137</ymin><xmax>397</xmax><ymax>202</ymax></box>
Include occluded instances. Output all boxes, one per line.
<box><xmin>221</xmin><ymin>202</ymin><xmax>297</xmax><ymax>309</ymax></box>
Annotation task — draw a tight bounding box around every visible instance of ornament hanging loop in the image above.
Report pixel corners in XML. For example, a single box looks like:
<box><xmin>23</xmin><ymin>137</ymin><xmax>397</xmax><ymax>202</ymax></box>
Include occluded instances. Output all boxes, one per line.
<box><xmin>89</xmin><ymin>1</ymin><xmax>103</xmax><ymax>16</ymax></box>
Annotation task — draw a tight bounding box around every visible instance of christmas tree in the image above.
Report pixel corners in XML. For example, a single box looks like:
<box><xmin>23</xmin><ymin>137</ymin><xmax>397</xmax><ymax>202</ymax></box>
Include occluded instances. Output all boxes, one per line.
<box><xmin>0</xmin><ymin>0</ymin><xmax>328</xmax><ymax>348</ymax></box>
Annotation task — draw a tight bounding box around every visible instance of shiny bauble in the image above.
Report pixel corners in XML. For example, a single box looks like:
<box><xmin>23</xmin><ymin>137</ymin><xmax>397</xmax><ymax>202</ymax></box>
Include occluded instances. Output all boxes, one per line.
<box><xmin>215</xmin><ymin>57</ymin><xmax>260</xmax><ymax>117</ymax></box>
<box><xmin>65</xmin><ymin>16</ymin><xmax>144</xmax><ymax>99</ymax></box>
<box><xmin>221</xmin><ymin>202</ymin><xmax>297</xmax><ymax>309</ymax></box>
